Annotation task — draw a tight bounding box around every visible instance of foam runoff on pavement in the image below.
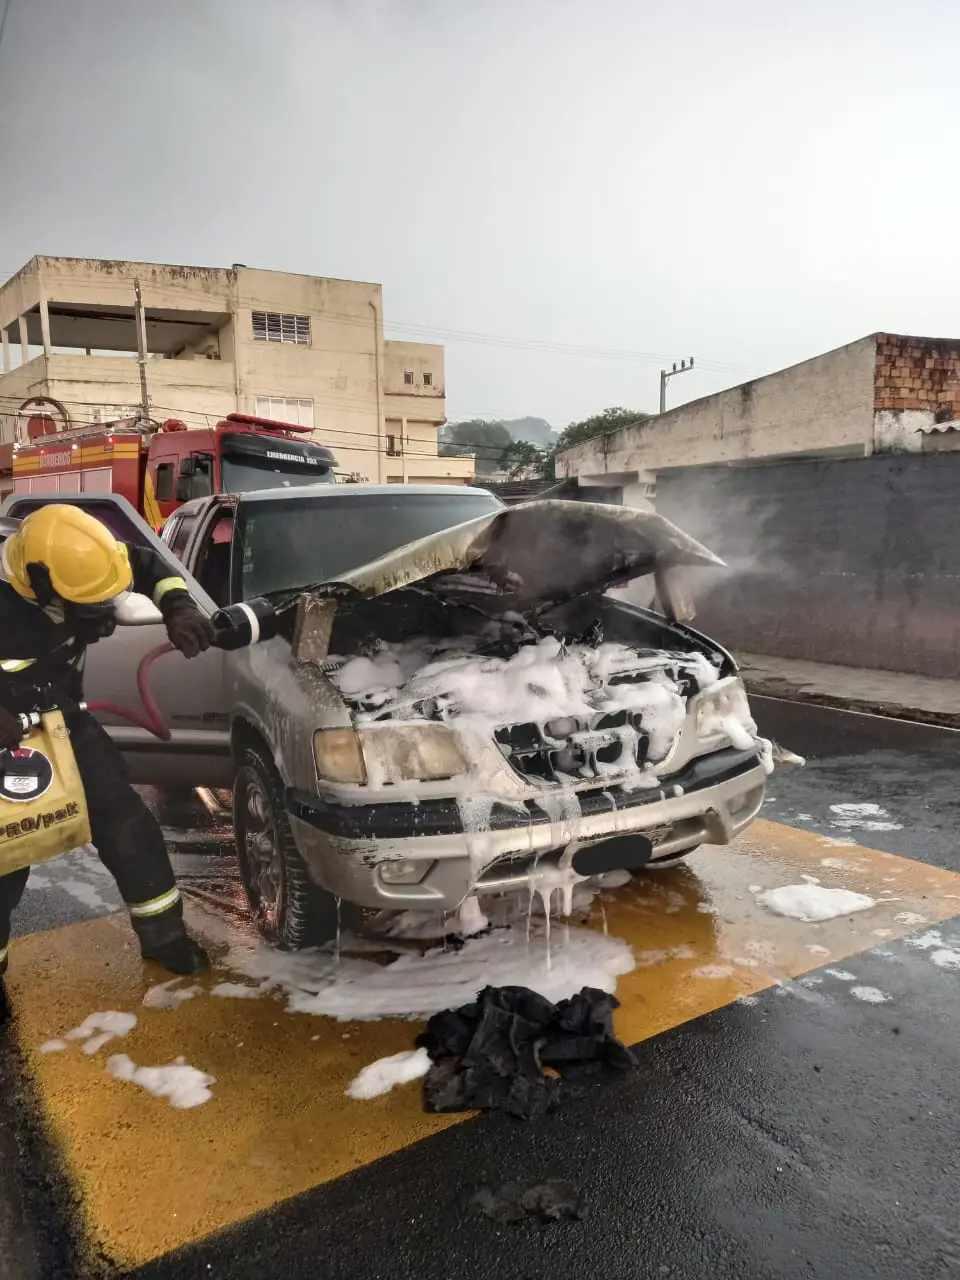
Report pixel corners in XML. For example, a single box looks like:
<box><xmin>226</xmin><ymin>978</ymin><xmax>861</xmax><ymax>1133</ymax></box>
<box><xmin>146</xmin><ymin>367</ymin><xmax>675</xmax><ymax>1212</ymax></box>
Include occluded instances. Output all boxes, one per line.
<box><xmin>755</xmin><ymin>883</ymin><xmax>877</xmax><ymax>923</ymax></box>
<box><xmin>346</xmin><ymin>1048</ymin><xmax>432</xmax><ymax>1100</ymax></box>
<box><xmin>219</xmin><ymin>913</ymin><xmax>636</xmax><ymax>1023</ymax></box>
<box><xmin>829</xmin><ymin>803</ymin><xmax>903</xmax><ymax>832</ymax></box>
<box><xmin>106</xmin><ymin>1054</ymin><xmax>216</xmax><ymax>1109</ymax></box>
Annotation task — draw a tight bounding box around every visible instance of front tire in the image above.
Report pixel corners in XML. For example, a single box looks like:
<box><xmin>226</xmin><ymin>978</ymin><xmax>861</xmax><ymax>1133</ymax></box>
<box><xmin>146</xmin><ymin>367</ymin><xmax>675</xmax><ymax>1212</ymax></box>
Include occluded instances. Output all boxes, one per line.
<box><xmin>233</xmin><ymin>744</ymin><xmax>346</xmax><ymax>949</ymax></box>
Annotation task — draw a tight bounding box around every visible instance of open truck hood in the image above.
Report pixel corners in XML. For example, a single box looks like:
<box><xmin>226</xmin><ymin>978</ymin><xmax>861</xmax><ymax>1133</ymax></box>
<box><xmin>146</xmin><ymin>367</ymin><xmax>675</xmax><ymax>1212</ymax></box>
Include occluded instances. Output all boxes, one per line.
<box><xmin>288</xmin><ymin>499</ymin><xmax>725</xmax><ymax>664</ymax></box>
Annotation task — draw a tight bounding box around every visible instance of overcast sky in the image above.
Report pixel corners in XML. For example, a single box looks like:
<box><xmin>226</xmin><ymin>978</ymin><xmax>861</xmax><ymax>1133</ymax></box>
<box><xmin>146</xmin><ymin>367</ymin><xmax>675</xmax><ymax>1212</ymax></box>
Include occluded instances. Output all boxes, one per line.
<box><xmin>1</xmin><ymin>0</ymin><xmax>958</xmax><ymax>427</ymax></box>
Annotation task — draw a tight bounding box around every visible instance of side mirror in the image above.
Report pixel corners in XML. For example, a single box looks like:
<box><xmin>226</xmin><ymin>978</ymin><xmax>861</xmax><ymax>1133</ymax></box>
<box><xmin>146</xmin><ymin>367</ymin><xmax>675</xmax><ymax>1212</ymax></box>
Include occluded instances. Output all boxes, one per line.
<box><xmin>175</xmin><ymin>477</ymin><xmax>192</xmax><ymax>503</ymax></box>
<box><xmin>179</xmin><ymin>457</ymin><xmax>198</xmax><ymax>477</ymax></box>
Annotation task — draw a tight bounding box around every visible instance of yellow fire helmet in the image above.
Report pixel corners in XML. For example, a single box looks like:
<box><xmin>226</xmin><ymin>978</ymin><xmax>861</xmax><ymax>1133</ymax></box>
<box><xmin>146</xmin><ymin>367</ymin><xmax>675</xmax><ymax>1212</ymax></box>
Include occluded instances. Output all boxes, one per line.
<box><xmin>1</xmin><ymin>504</ymin><xmax>132</xmax><ymax>605</ymax></box>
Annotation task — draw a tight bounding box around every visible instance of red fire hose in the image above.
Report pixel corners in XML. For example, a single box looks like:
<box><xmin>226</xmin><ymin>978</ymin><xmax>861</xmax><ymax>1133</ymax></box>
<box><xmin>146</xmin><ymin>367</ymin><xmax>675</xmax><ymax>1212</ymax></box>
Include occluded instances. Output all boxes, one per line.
<box><xmin>86</xmin><ymin>642</ymin><xmax>177</xmax><ymax>742</ymax></box>
<box><xmin>82</xmin><ymin>597</ymin><xmax>278</xmax><ymax>742</ymax></box>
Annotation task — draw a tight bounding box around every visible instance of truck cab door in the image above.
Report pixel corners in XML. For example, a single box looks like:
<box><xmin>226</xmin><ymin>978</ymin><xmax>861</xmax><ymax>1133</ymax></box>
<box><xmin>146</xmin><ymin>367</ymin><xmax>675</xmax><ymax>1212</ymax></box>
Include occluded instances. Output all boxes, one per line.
<box><xmin>0</xmin><ymin>492</ymin><xmax>233</xmax><ymax>788</ymax></box>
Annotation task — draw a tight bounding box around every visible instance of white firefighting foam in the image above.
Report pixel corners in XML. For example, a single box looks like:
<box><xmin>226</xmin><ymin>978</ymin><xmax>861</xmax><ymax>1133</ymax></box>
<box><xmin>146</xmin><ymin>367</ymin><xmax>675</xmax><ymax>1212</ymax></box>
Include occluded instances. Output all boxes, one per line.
<box><xmin>219</xmin><ymin>911</ymin><xmax>636</xmax><ymax>1023</ymax></box>
<box><xmin>330</xmin><ymin>637</ymin><xmax>718</xmax><ymax>769</ymax></box>
<box><xmin>328</xmin><ymin>634</ymin><xmax>769</xmax><ymax>878</ymax></box>
<box><xmin>106</xmin><ymin>1053</ymin><xmax>215</xmax><ymax>1108</ymax></box>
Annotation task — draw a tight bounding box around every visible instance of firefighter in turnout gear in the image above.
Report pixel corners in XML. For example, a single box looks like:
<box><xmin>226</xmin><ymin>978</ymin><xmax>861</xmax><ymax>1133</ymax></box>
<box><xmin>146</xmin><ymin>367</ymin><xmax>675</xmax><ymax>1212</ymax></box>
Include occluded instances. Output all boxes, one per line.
<box><xmin>0</xmin><ymin>505</ymin><xmax>217</xmax><ymax>1020</ymax></box>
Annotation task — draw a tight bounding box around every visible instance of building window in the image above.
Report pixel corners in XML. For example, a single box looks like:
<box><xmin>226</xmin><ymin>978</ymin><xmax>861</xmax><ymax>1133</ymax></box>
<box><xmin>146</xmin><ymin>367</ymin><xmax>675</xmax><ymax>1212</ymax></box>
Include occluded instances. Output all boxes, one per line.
<box><xmin>386</xmin><ymin>434</ymin><xmax>403</xmax><ymax>457</ymax></box>
<box><xmin>404</xmin><ymin>371</ymin><xmax>414</xmax><ymax>386</ymax></box>
<box><xmin>255</xmin><ymin>396</ymin><xmax>314</xmax><ymax>429</ymax></box>
<box><xmin>252</xmin><ymin>311</ymin><xmax>311</xmax><ymax>345</ymax></box>
<box><xmin>423</xmin><ymin>372</ymin><xmax>433</xmax><ymax>387</ymax></box>
<box><xmin>155</xmin><ymin>462</ymin><xmax>174</xmax><ymax>501</ymax></box>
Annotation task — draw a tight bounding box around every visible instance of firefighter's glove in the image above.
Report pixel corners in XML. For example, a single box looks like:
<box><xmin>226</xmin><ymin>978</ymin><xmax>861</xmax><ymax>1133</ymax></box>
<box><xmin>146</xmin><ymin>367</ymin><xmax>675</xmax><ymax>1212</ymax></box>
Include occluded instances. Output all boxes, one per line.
<box><xmin>164</xmin><ymin>599</ymin><xmax>216</xmax><ymax>660</ymax></box>
<box><xmin>0</xmin><ymin>705</ymin><xmax>22</xmax><ymax>752</ymax></box>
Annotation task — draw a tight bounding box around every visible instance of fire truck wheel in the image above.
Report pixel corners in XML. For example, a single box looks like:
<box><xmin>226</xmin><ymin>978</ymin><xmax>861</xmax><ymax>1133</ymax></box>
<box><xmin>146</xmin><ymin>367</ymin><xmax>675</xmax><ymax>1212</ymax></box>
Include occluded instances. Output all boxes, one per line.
<box><xmin>233</xmin><ymin>744</ymin><xmax>359</xmax><ymax>949</ymax></box>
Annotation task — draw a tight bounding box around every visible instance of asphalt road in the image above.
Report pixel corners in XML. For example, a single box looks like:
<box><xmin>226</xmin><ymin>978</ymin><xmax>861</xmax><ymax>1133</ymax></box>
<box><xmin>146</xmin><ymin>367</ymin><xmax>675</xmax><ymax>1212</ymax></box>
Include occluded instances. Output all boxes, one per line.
<box><xmin>754</xmin><ymin>696</ymin><xmax>960</xmax><ymax>869</ymax></box>
<box><xmin>3</xmin><ymin>701</ymin><xmax>960</xmax><ymax>1279</ymax></box>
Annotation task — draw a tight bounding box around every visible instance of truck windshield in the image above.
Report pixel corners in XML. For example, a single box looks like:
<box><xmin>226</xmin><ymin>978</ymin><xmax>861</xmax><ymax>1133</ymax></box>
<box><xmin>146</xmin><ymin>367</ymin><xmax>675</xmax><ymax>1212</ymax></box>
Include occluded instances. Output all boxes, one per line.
<box><xmin>236</xmin><ymin>492</ymin><xmax>501</xmax><ymax>599</ymax></box>
<box><xmin>221</xmin><ymin>455</ymin><xmax>334</xmax><ymax>493</ymax></box>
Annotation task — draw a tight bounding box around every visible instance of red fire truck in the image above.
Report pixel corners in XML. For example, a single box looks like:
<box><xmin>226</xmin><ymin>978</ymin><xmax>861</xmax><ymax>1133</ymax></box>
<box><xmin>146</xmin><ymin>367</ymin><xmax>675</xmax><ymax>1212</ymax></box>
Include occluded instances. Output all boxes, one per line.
<box><xmin>0</xmin><ymin>409</ymin><xmax>337</xmax><ymax>528</ymax></box>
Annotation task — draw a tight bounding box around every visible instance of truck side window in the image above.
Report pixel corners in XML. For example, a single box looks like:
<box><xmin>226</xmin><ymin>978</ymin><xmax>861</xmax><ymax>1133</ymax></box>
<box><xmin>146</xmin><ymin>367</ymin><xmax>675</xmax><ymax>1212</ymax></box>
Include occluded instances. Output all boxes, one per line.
<box><xmin>155</xmin><ymin>463</ymin><xmax>174</xmax><ymax>502</ymax></box>
<box><xmin>193</xmin><ymin>512</ymin><xmax>235</xmax><ymax>607</ymax></box>
<box><xmin>168</xmin><ymin>513</ymin><xmax>197</xmax><ymax>562</ymax></box>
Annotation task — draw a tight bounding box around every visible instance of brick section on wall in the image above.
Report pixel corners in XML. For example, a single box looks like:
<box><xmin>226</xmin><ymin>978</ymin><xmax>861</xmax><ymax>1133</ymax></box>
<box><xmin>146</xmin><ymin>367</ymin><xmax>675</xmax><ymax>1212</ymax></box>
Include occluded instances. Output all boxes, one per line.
<box><xmin>874</xmin><ymin>333</ymin><xmax>960</xmax><ymax>417</ymax></box>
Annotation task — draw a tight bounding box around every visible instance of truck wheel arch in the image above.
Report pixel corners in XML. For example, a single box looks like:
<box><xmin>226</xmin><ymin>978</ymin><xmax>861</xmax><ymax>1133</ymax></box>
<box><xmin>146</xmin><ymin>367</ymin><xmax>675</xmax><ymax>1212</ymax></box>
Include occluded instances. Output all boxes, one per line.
<box><xmin>231</xmin><ymin>715</ymin><xmax>274</xmax><ymax>768</ymax></box>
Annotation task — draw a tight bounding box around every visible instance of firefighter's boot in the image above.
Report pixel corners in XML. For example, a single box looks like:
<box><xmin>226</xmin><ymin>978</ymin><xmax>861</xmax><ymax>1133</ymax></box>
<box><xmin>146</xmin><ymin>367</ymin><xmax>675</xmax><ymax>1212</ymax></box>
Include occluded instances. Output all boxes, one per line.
<box><xmin>140</xmin><ymin>932</ymin><xmax>211</xmax><ymax>975</ymax></box>
<box><xmin>131</xmin><ymin>900</ymin><xmax>210</xmax><ymax>975</ymax></box>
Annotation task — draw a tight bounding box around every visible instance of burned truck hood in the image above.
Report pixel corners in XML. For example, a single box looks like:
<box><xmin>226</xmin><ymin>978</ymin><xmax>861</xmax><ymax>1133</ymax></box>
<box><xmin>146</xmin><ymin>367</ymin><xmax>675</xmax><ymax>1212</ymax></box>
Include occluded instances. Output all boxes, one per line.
<box><xmin>287</xmin><ymin>500</ymin><xmax>725</xmax><ymax>662</ymax></box>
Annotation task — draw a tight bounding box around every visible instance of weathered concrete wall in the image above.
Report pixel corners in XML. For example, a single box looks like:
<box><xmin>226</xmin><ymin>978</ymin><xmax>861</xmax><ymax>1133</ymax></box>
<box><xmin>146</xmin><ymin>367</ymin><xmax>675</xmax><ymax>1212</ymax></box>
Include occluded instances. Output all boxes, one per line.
<box><xmin>558</xmin><ymin>336</ymin><xmax>878</xmax><ymax>480</ymax></box>
<box><xmin>655</xmin><ymin>453</ymin><xmax>960</xmax><ymax>679</ymax></box>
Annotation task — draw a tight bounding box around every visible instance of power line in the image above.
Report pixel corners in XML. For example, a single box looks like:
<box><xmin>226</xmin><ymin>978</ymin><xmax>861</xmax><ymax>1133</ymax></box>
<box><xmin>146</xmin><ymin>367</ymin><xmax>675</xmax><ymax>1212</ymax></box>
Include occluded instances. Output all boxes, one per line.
<box><xmin>0</xmin><ymin>388</ymin><xmax>653</xmax><ymax>462</ymax></box>
<box><xmin>0</xmin><ymin>0</ymin><xmax>12</xmax><ymax>56</ymax></box>
<box><xmin>0</xmin><ymin>273</ymin><xmax>753</xmax><ymax>374</ymax></box>
<box><xmin>0</xmin><ymin>395</ymin><xmax>512</xmax><ymax>446</ymax></box>
<box><xmin>0</xmin><ymin>391</ymin><xmax>576</xmax><ymax>447</ymax></box>
<box><xmin>0</xmin><ymin>395</ymin><xmax>517</xmax><ymax>464</ymax></box>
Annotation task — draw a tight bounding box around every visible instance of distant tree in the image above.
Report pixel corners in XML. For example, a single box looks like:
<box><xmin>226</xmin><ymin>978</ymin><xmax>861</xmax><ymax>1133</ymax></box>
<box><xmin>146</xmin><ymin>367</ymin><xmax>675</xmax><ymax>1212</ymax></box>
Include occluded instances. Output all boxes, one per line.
<box><xmin>440</xmin><ymin>419</ymin><xmax>514</xmax><ymax>476</ymax></box>
<box><xmin>501</xmin><ymin>416</ymin><xmax>556</xmax><ymax>448</ymax></box>
<box><xmin>554</xmin><ymin>406</ymin><xmax>651</xmax><ymax>455</ymax></box>
<box><xmin>500</xmin><ymin>439</ymin><xmax>554</xmax><ymax>481</ymax></box>
<box><xmin>440</xmin><ymin>408</ymin><xmax>648</xmax><ymax>482</ymax></box>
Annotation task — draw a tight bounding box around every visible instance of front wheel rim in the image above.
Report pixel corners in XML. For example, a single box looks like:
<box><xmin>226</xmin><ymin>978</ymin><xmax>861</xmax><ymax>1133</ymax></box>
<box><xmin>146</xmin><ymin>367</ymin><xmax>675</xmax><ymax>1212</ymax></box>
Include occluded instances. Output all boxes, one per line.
<box><xmin>238</xmin><ymin>769</ymin><xmax>283</xmax><ymax>934</ymax></box>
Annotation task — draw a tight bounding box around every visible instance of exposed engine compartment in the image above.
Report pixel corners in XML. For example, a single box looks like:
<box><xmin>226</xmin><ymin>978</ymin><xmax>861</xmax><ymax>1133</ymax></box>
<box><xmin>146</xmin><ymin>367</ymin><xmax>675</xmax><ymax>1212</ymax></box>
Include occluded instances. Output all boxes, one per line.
<box><xmin>324</xmin><ymin>582</ymin><xmax>735</xmax><ymax>791</ymax></box>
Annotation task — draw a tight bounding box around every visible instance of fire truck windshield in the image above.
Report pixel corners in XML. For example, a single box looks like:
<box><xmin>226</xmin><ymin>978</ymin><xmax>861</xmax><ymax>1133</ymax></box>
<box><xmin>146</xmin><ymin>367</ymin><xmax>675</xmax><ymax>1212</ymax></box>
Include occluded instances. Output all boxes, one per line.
<box><xmin>220</xmin><ymin>453</ymin><xmax>335</xmax><ymax>493</ymax></box>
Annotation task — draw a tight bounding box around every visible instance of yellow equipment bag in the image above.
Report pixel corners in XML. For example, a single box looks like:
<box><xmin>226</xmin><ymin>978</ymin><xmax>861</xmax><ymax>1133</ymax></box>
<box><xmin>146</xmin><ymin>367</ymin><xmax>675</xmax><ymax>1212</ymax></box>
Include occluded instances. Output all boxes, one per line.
<box><xmin>0</xmin><ymin>711</ymin><xmax>92</xmax><ymax>877</ymax></box>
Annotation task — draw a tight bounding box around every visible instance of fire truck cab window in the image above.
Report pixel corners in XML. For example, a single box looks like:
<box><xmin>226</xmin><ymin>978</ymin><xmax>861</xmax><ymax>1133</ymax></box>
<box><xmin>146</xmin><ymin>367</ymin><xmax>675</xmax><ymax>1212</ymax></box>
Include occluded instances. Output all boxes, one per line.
<box><xmin>175</xmin><ymin>454</ymin><xmax>214</xmax><ymax>503</ymax></box>
<box><xmin>155</xmin><ymin>463</ymin><xmax>174</xmax><ymax>501</ymax></box>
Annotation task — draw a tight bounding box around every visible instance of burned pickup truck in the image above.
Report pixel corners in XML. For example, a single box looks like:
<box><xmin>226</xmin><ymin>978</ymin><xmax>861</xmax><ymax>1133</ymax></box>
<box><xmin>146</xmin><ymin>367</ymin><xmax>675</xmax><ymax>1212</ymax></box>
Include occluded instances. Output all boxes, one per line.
<box><xmin>1</xmin><ymin>485</ymin><xmax>772</xmax><ymax>949</ymax></box>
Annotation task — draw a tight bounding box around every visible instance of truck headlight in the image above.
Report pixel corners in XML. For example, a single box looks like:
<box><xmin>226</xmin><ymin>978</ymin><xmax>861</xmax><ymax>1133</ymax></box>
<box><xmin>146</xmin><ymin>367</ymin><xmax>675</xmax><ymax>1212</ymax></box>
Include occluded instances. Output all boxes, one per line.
<box><xmin>695</xmin><ymin>680</ymin><xmax>754</xmax><ymax>737</ymax></box>
<box><xmin>701</xmin><ymin>680</ymin><xmax>752</xmax><ymax>732</ymax></box>
<box><xmin>360</xmin><ymin>724</ymin><xmax>466</xmax><ymax>783</ymax></box>
<box><xmin>313</xmin><ymin>729</ymin><xmax>367</xmax><ymax>783</ymax></box>
<box><xmin>313</xmin><ymin>725</ymin><xmax>466</xmax><ymax>785</ymax></box>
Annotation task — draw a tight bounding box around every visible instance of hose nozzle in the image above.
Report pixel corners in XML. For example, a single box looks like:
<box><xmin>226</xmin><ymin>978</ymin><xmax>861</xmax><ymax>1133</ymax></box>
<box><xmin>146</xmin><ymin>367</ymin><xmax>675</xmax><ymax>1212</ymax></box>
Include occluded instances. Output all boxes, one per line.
<box><xmin>210</xmin><ymin>598</ymin><xmax>279</xmax><ymax>651</ymax></box>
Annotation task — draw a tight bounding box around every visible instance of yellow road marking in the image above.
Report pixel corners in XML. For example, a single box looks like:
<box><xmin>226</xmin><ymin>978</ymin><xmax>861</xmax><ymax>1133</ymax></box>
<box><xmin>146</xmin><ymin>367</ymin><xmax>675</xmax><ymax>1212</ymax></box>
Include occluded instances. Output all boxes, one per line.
<box><xmin>607</xmin><ymin>820</ymin><xmax>960</xmax><ymax>1044</ymax></box>
<box><xmin>8</xmin><ymin>819</ymin><xmax>960</xmax><ymax>1269</ymax></box>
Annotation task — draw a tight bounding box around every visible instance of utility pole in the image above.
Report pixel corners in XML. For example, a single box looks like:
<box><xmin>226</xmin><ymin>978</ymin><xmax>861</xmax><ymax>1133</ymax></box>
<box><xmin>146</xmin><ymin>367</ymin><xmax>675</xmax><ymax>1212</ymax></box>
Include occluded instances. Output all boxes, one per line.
<box><xmin>133</xmin><ymin>278</ymin><xmax>151</xmax><ymax>425</ymax></box>
<box><xmin>659</xmin><ymin>357</ymin><xmax>695</xmax><ymax>414</ymax></box>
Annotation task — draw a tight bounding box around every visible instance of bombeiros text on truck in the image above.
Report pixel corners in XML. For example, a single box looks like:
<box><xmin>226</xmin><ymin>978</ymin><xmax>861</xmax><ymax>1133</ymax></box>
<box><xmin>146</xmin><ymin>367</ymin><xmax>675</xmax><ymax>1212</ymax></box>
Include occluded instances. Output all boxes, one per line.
<box><xmin>0</xmin><ymin>399</ymin><xmax>337</xmax><ymax>529</ymax></box>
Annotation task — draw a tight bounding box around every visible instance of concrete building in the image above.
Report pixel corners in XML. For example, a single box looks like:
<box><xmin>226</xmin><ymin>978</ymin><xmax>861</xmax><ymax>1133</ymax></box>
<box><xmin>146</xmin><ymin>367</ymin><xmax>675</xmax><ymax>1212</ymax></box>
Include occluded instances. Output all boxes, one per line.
<box><xmin>0</xmin><ymin>256</ymin><xmax>473</xmax><ymax>485</ymax></box>
<box><xmin>557</xmin><ymin>333</ymin><xmax>960</xmax><ymax>495</ymax></box>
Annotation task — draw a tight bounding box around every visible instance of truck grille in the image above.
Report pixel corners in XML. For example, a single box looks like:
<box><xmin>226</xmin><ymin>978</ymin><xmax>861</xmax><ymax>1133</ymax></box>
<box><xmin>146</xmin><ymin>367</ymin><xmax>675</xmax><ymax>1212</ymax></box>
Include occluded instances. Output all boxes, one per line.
<box><xmin>495</xmin><ymin>709</ymin><xmax>653</xmax><ymax>785</ymax></box>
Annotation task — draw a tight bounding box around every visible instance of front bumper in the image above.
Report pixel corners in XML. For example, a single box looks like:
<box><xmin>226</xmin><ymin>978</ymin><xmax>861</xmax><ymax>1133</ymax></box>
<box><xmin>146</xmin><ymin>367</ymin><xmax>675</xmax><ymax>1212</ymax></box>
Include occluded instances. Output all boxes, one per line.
<box><xmin>286</xmin><ymin>746</ymin><xmax>766</xmax><ymax>911</ymax></box>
